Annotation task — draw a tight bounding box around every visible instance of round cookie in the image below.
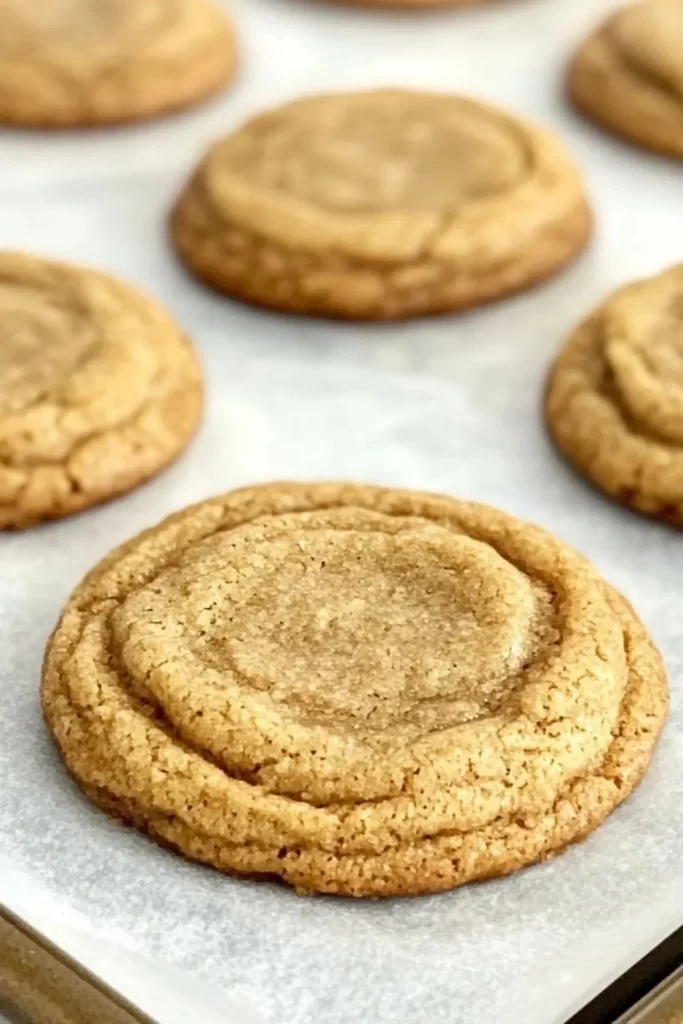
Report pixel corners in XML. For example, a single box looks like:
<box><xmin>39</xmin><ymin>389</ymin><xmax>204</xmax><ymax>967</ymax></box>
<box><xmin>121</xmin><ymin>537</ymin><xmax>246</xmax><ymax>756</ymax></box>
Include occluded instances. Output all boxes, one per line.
<box><xmin>546</xmin><ymin>265</ymin><xmax>683</xmax><ymax>526</ymax></box>
<box><xmin>42</xmin><ymin>481</ymin><xmax>668</xmax><ymax>897</ymax></box>
<box><xmin>170</xmin><ymin>89</ymin><xmax>592</xmax><ymax>320</ymax></box>
<box><xmin>568</xmin><ymin>0</ymin><xmax>683</xmax><ymax>158</ymax></box>
<box><xmin>0</xmin><ymin>252</ymin><xmax>202</xmax><ymax>528</ymax></box>
<box><xmin>0</xmin><ymin>0</ymin><xmax>237</xmax><ymax>128</ymax></box>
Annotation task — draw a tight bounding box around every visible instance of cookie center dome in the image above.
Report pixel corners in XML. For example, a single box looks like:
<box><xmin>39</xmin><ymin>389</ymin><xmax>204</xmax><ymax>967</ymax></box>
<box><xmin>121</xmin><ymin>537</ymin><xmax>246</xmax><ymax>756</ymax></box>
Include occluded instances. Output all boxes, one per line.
<box><xmin>0</xmin><ymin>281</ymin><xmax>94</xmax><ymax>414</ymax></box>
<box><xmin>219</xmin><ymin>92</ymin><xmax>529</xmax><ymax>213</ymax></box>
<box><xmin>115</xmin><ymin>511</ymin><xmax>551</xmax><ymax>740</ymax></box>
<box><xmin>606</xmin><ymin>269</ymin><xmax>683</xmax><ymax>443</ymax></box>
<box><xmin>220</xmin><ymin>530</ymin><xmax>537</xmax><ymax>729</ymax></box>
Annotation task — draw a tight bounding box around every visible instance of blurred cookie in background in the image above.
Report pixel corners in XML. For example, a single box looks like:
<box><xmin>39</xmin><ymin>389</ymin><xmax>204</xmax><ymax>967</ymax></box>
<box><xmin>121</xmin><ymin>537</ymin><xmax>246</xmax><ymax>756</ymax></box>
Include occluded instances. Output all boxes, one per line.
<box><xmin>0</xmin><ymin>0</ymin><xmax>237</xmax><ymax>127</ymax></box>
<box><xmin>170</xmin><ymin>89</ymin><xmax>592</xmax><ymax>321</ymax></box>
<box><xmin>568</xmin><ymin>0</ymin><xmax>683</xmax><ymax>158</ymax></box>
<box><xmin>0</xmin><ymin>252</ymin><xmax>203</xmax><ymax>528</ymax></box>
<box><xmin>546</xmin><ymin>264</ymin><xmax>683</xmax><ymax>526</ymax></box>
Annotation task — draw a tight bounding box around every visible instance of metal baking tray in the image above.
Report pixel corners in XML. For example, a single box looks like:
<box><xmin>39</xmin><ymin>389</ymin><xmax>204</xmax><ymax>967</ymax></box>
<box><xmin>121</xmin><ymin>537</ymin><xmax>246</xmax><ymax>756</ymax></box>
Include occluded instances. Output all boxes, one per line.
<box><xmin>0</xmin><ymin>900</ymin><xmax>149</xmax><ymax>1024</ymax></box>
<box><xmin>1</xmin><ymin>0</ymin><xmax>682</xmax><ymax>1022</ymax></box>
<box><xmin>565</xmin><ymin>926</ymin><xmax>683</xmax><ymax>1024</ymax></box>
<box><xmin>3</xmin><ymin>899</ymin><xmax>682</xmax><ymax>1024</ymax></box>
<box><xmin>626</xmin><ymin>967</ymin><xmax>683</xmax><ymax>1024</ymax></box>
<box><xmin>622</xmin><ymin>964</ymin><xmax>683</xmax><ymax>1024</ymax></box>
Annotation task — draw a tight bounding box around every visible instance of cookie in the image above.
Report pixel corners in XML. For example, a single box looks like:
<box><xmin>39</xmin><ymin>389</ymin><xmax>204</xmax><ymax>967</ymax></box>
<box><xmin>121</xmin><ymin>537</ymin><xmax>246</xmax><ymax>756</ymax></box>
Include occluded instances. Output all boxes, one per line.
<box><xmin>568</xmin><ymin>0</ymin><xmax>683</xmax><ymax>158</ymax></box>
<box><xmin>42</xmin><ymin>481</ymin><xmax>668</xmax><ymax>897</ymax></box>
<box><xmin>0</xmin><ymin>0</ymin><xmax>237</xmax><ymax>127</ymax></box>
<box><xmin>0</xmin><ymin>252</ymin><xmax>202</xmax><ymax>528</ymax></box>
<box><xmin>546</xmin><ymin>265</ymin><xmax>683</xmax><ymax>526</ymax></box>
<box><xmin>170</xmin><ymin>90</ymin><xmax>591</xmax><ymax>320</ymax></box>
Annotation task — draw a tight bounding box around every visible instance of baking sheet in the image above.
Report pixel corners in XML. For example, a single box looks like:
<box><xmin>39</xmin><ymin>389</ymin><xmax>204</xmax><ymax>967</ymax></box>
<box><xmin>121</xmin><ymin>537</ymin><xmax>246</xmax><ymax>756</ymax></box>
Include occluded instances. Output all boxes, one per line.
<box><xmin>624</xmin><ymin>964</ymin><xmax>683</xmax><ymax>1023</ymax></box>
<box><xmin>1</xmin><ymin>0</ymin><xmax>683</xmax><ymax>1021</ymax></box>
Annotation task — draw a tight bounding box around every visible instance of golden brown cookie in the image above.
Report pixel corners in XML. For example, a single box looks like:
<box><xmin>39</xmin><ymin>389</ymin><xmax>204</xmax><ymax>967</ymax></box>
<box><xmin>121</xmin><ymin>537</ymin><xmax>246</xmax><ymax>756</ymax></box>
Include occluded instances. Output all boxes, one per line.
<box><xmin>0</xmin><ymin>0</ymin><xmax>237</xmax><ymax>127</ymax></box>
<box><xmin>170</xmin><ymin>90</ymin><xmax>591</xmax><ymax>320</ymax></box>
<box><xmin>0</xmin><ymin>252</ymin><xmax>202</xmax><ymax>528</ymax></box>
<box><xmin>568</xmin><ymin>0</ymin><xmax>683</xmax><ymax>158</ymax></box>
<box><xmin>546</xmin><ymin>265</ymin><xmax>683</xmax><ymax>526</ymax></box>
<box><xmin>42</xmin><ymin>482</ymin><xmax>668</xmax><ymax>897</ymax></box>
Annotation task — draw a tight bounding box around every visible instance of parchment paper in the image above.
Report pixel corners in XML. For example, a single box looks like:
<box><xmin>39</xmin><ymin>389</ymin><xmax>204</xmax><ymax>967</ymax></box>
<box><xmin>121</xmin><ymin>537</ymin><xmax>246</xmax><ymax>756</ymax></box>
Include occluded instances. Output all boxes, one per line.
<box><xmin>1</xmin><ymin>1</ymin><xmax>682</xmax><ymax>1022</ymax></box>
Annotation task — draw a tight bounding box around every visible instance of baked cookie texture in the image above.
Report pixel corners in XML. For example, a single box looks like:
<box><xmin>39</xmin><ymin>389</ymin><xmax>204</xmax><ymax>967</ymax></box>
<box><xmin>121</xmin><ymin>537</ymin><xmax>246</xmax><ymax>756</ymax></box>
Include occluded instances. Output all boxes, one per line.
<box><xmin>0</xmin><ymin>0</ymin><xmax>237</xmax><ymax>127</ymax></box>
<box><xmin>42</xmin><ymin>482</ymin><xmax>668</xmax><ymax>897</ymax></box>
<box><xmin>546</xmin><ymin>265</ymin><xmax>683</xmax><ymax>526</ymax></box>
<box><xmin>0</xmin><ymin>252</ymin><xmax>202</xmax><ymax>528</ymax></box>
<box><xmin>568</xmin><ymin>0</ymin><xmax>683</xmax><ymax>158</ymax></box>
<box><xmin>170</xmin><ymin>89</ymin><xmax>592</xmax><ymax>320</ymax></box>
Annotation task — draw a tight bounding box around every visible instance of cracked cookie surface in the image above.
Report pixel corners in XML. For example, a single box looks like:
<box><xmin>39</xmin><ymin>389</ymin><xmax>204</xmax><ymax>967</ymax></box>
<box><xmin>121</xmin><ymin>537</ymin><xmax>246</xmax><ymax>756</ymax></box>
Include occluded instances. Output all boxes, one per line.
<box><xmin>170</xmin><ymin>89</ymin><xmax>591</xmax><ymax>320</ymax></box>
<box><xmin>546</xmin><ymin>265</ymin><xmax>683</xmax><ymax>526</ymax></box>
<box><xmin>568</xmin><ymin>0</ymin><xmax>683</xmax><ymax>157</ymax></box>
<box><xmin>0</xmin><ymin>251</ymin><xmax>202</xmax><ymax>528</ymax></box>
<box><xmin>0</xmin><ymin>0</ymin><xmax>237</xmax><ymax>127</ymax></box>
<box><xmin>42</xmin><ymin>481</ymin><xmax>668</xmax><ymax>896</ymax></box>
